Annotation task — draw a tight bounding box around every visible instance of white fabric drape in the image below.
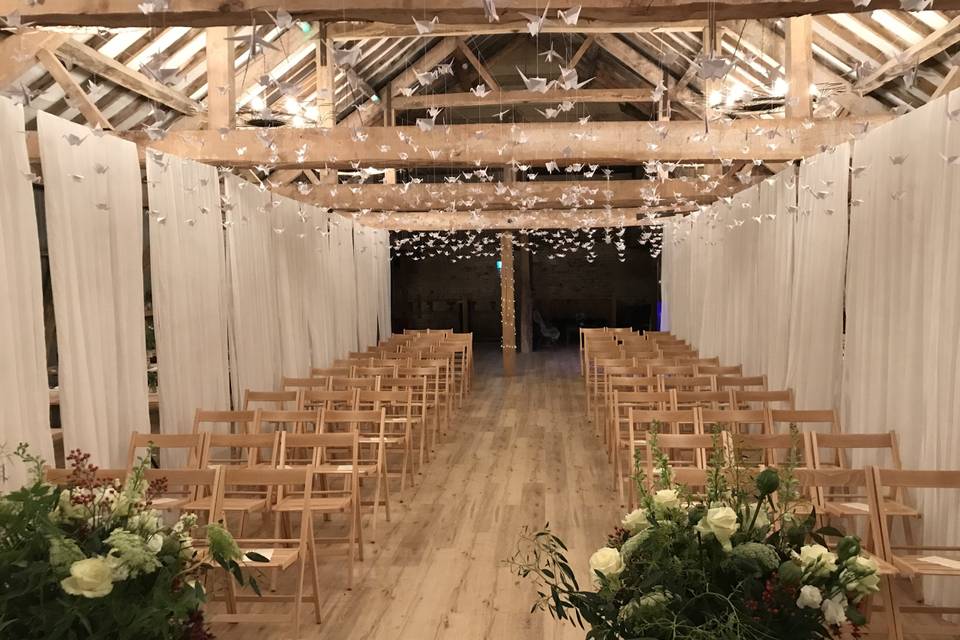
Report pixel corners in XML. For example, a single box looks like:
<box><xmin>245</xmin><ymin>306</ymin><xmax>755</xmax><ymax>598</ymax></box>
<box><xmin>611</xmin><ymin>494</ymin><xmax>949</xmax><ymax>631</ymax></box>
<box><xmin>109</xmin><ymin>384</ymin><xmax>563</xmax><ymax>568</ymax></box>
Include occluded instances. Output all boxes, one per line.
<box><xmin>376</xmin><ymin>229</ymin><xmax>393</xmax><ymax>340</ymax></box>
<box><xmin>0</xmin><ymin>97</ymin><xmax>53</xmax><ymax>490</ymax></box>
<box><xmin>38</xmin><ymin>112</ymin><xmax>149</xmax><ymax>467</ymax></box>
<box><xmin>273</xmin><ymin>196</ymin><xmax>313</xmax><ymax>378</ymax></box>
<box><xmin>786</xmin><ymin>145</ymin><xmax>850</xmax><ymax>410</ymax></box>
<box><xmin>842</xmin><ymin>92</ymin><xmax>960</xmax><ymax>607</ymax></box>
<box><xmin>353</xmin><ymin>225</ymin><xmax>381</xmax><ymax>349</ymax></box>
<box><xmin>224</xmin><ymin>174</ymin><xmax>283</xmax><ymax>404</ymax></box>
<box><xmin>329</xmin><ymin>217</ymin><xmax>359</xmax><ymax>357</ymax></box>
<box><xmin>146</xmin><ymin>152</ymin><xmax>230</xmax><ymax>443</ymax></box>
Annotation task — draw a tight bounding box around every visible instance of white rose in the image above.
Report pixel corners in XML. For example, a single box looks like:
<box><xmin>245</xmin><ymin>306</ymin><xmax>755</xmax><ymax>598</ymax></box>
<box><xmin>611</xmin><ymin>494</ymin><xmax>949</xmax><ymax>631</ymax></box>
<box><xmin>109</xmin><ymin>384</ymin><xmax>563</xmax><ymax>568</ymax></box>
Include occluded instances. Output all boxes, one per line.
<box><xmin>842</xmin><ymin>556</ymin><xmax>880</xmax><ymax>601</ymax></box>
<box><xmin>60</xmin><ymin>557</ymin><xmax>115</xmax><ymax>598</ymax></box>
<box><xmin>796</xmin><ymin>585</ymin><xmax>823</xmax><ymax>609</ymax></box>
<box><xmin>589</xmin><ymin>547</ymin><xmax>624</xmax><ymax>584</ymax></box>
<box><xmin>796</xmin><ymin>544</ymin><xmax>838</xmax><ymax>577</ymax></box>
<box><xmin>653</xmin><ymin>489</ymin><xmax>680</xmax><ymax>511</ymax></box>
<box><xmin>821</xmin><ymin>593</ymin><xmax>848</xmax><ymax>625</ymax></box>
<box><xmin>621</xmin><ymin>508</ymin><xmax>650</xmax><ymax>534</ymax></box>
<box><xmin>128</xmin><ymin>510</ymin><xmax>163</xmax><ymax>534</ymax></box>
<box><xmin>147</xmin><ymin>533</ymin><xmax>164</xmax><ymax>555</ymax></box>
<box><xmin>695</xmin><ymin>506</ymin><xmax>740</xmax><ymax>551</ymax></box>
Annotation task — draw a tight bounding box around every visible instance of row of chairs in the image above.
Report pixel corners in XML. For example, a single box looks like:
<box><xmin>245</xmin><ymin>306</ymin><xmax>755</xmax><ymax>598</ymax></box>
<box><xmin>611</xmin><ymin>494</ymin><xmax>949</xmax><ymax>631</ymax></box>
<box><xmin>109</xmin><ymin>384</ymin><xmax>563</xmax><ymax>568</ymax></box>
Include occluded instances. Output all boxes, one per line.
<box><xmin>581</xmin><ymin>329</ymin><xmax>958</xmax><ymax>640</ymax></box>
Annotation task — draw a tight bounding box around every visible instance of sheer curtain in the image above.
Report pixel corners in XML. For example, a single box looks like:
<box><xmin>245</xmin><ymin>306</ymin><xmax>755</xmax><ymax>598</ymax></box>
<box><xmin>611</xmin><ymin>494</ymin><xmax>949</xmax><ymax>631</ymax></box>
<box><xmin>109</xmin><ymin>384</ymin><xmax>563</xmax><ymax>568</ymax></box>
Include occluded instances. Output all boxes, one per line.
<box><xmin>843</xmin><ymin>95</ymin><xmax>960</xmax><ymax>605</ymax></box>
<box><xmin>353</xmin><ymin>225</ymin><xmax>381</xmax><ymax>349</ymax></box>
<box><xmin>376</xmin><ymin>229</ymin><xmax>392</xmax><ymax>340</ymax></box>
<box><xmin>0</xmin><ymin>97</ymin><xmax>53</xmax><ymax>490</ymax></box>
<box><xmin>272</xmin><ymin>196</ymin><xmax>313</xmax><ymax>378</ymax></box>
<box><xmin>329</xmin><ymin>217</ymin><xmax>359</xmax><ymax>357</ymax></box>
<box><xmin>146</xmin><ymin>152</ymin><xmax>230</xmax><ymax>443</ymax></box>
<box><xmin>38</xmin><ymin>112</ymin><xmax>149</xmax><ymax>467</ymax></box>
<box><xmin>786</xmin><ymin>145</ymin><xmax>850</xmax><ymax>410</ymax></box>
<box><xmin>223</xmin><ymin>174</ymin><xmax>283</xmax><ymax>404</ymax></box>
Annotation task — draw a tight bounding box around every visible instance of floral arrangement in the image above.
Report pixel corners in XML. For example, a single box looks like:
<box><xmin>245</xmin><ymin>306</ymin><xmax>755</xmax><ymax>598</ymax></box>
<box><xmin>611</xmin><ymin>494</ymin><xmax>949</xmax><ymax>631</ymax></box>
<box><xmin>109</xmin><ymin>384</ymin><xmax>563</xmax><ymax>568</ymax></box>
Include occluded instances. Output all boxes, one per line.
<box><xmin>0</xmin><ymin>444</ymin><xmax>262</xmax><ymax>639</ymax></box>
<box><xmin>510</xmin><ymin>429</ymin><xmax>881</xmax><ymax>640</ymax></box>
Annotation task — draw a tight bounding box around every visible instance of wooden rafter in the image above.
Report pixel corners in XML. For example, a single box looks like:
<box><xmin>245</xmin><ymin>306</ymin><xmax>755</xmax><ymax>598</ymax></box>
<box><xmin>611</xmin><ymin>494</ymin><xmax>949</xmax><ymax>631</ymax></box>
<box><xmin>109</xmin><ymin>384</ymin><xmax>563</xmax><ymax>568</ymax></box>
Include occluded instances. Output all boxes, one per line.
<box><xmin>54</xmin><ymin>37</ymin><xmax>201</xmax><ymax>115</ymax></box>
<box><xmin>455</xmin><ymin>38</ymin><xmax>499</xmax><ymax>90</ymax></box>
<box><xmin>274</xmin><ymin>178</ymin><xmax>743</xmax><ymax>211</ymax></box>
<box><xmin>0</xmin><ymin>31</ymin><xmax>69</xmax><ymax>89</ymax></box>
<box><xmin>35</xmin><ymin>47</ymin><xmax>112</xmax><ymax>128</ymax></box>
<box><xmin>857</xmin><ymin>15</ymin><xmax>960</xmax><ymax>94</ymax></box>
<box><xmin>569</xmin><ymin>36</ymin><xmax>596</xmax><ymax>68</ymax></box>
<box><xmin>23</xmin><ymin>117</ymin><xmax>889</xmax><ymax>168</ymax></box>
<box><xmin>9</xmin><ymin>0</ymin><xmax>960</xmax><ymax>28</ymax></box>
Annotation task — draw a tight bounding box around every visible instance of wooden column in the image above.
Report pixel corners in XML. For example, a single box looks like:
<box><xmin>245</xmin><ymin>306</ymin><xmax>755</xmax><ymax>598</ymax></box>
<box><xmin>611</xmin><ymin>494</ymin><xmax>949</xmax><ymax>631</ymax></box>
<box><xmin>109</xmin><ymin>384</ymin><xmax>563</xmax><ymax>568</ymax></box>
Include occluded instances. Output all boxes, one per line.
<box><xmin>518</xmin><ymin>232</ymin><xmax>533</xmax><ymax>353</ymax></box>
<box><xmin>382</xmin><ymin>86</ymin><xmax>397</xmax><ymax>183</ymax></box>
<box><xmin>500</xmin><ymin>232</ymin><xmax>516</xmax><ymax>376</ymax></box>
<box><xmin>703</xmin><ymin>21</ymin><xmax>721</xmax><ymax>121</ymax></box>
<box><xmin>315</xmin><ymin>27</ymin><xmax>336</xmax><ymax>127</ymax></box>
<box><xmin>205</xmin><ymin>27</ymin><xmax>236</xmax><ymax>130</ymax></box>
<box><xmin>784</xmin><ymin>15</ymin><xmax>813</xmax><ymax>120</ymax></box>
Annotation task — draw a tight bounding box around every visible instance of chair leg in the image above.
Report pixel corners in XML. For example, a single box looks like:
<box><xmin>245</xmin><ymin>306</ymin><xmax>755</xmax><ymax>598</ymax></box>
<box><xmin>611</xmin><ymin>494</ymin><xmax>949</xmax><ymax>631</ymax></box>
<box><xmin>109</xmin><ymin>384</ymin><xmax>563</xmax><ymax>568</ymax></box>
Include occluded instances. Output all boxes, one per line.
<box><xmin>878</xmin><ymin>575</ymin><xmax>902</xmax><ymax>640</ymax></box>
<box><xmin>371</xmin><ymin>474</ymin><xmax>381</xmax><ymax>545</ymax></box>
<box><xmin>270</xmin><ymin>511</ymin><xmax>282</xmax><ymax>592</ymax></box>
<box><xmin>902</xmin><ymin>515</ymin><xmax>924</xmax><ymax>602</ymax></box>
<box><xmin>293</xmin><ymin>549</ymin><xmax>307</xmax><ymax>639</ymax></box>
<box><xmin>307</xmin><ymin>533</ymin><xmax>322</xmax><ymax>623</ymax></box>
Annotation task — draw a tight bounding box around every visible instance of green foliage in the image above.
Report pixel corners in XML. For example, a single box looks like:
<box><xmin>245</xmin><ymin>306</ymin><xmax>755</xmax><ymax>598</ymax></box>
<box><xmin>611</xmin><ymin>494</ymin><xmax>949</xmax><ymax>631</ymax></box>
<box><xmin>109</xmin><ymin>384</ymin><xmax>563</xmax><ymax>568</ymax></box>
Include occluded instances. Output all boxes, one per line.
<box><xmin>0</xmin><ymin>444</ymin><xmax>264</xmax><ymax>639</ymax></box>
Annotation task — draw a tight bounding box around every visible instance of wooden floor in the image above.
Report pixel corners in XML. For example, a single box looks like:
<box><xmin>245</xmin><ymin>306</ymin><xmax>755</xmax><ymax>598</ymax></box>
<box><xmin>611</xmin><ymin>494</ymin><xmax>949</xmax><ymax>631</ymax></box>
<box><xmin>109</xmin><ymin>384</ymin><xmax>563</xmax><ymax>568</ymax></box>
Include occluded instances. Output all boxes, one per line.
<box><xmin>216</xmin><ymin>347</ymin><xmax>619</xmax><ymax>640</ymax></box>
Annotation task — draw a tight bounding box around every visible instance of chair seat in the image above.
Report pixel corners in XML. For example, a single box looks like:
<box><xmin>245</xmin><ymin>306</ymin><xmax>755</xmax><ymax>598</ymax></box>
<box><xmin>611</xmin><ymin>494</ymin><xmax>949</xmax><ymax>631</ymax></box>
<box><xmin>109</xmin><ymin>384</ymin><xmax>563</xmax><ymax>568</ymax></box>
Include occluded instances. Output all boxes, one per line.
<box><xmin>274</xmin><ymin>495</ymin><xmax>352</xmax><ymax>513</ymax></box>
<box><xmin>149</xmin><ymin>496</ymin><xmax>191</xmax><ymax>510</ymax></box>
<box><xmin>824</xmin><ymin>499</ymin><xmax>918</xmax><ymax>518</ymax></box>
<box><xmin>315</xmin><ymin>462</ymin><xmax>378</xmax><ymax>475</ymax></box>
<box><xmin>237</xmin><ymin>547</ymin><xmax>300</xmax><ymax>570</ymax></box>
<box><xmin>183</xmin><ymin>496</ymin><xmax>267</xmax><ymax>513</ymax></box>
<box><xmin>360</xmin><ymin>435</ymin><xmax>405</xmax><ymax>445</ymax></box>
<box><xmin>891</xmin><ymin>553</ymin><xmax>960</xmax><ymax>577</ymax></box>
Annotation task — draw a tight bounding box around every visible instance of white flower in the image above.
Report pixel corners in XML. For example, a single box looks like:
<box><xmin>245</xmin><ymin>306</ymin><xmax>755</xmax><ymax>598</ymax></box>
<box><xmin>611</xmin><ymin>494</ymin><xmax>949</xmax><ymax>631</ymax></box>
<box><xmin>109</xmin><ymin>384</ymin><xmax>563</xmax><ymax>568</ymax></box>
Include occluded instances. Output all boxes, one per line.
<box><xmin>695</xmin><ymin>506</ymin><xmax>740</xmax><ymax>551</ymax></box>
<box><xmin>60</xmin><ymin>557</ymin><xmax>115</xmax><ymax>598</ymax></box>
<box><xmin>842</xmin><ymin>556</ymin><xmax>881</xmax><ymax>601</ymax></box>
<box><xmin>621</xmin><ymin>508</ymin><xmax>650</xmax><ymax>534</ymax></box>
<box><xmin>637</xmin><ymin>589</ymin><xmax>671</xmax><ymax>608</ymax></box>
<box><xmin>147</xmin><ymin>533</ymin><xmax>164</xmax><ymax>555</ymax></box>
<box><xmin>796</xmin><ymin>585</ymin><xmax>823</xmax><ymax>609</ymax></box>
<box><xmin>653</xmin><ymin>489</ymin><xmax>680</xmax><ymax>511</ymax></box>
<box><xmin>588</xmin><ymin>547</ymin><xmax>624</xmax><ymax>583</ymax></box>
<box><xmin>128</xmin><ymin>510</ymin><xmax>163</xmax><ymax>534</ymax></box>
<box><xmin>796</xmin><ymin>544</ymin><xmax>838</xmax><ymax>577</ymax></box>
<box><xmin>745</xmin><ymin>503</ymin><xmax>770</xmax><ymax>530</ymax></box>
<box><xmin>821</xmin><ymin>593</ymin><xmax>848</xmax><ymax>625</ymax></box>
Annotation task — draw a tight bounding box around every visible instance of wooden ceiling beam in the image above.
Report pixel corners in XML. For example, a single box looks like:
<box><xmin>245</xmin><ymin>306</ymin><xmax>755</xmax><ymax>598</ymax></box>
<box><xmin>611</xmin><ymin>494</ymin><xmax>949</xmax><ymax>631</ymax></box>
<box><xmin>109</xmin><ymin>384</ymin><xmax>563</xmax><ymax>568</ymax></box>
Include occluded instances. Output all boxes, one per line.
<box><xmin>329</xmin><ymin>20</ymin><xmax>705</xmax><ymax>40</ymax></box>
<box><xmin>31</xmin><ymin>116</ymin><xmax>889</xmax><ymax>169</ymax></box>
<box><xmin>34</xmin><ymin>47</ymin><xmax>113</xmax><ymax>129</ymax></box>
<box><xmin>393</xmin><ymin>87</ymin><xmax>660</xmax><ymax>110</ymax></box>
<box><xmin>857</xmin><ymin>15</ymin><xmax>960</xmax><ymax>94</ymax></box>
<box><xmin>10</xmin><ymin>1</ymin><xmax>960</xmax><ymax>28</ymax></box>
<box><xmin>361</xmin><ymin>206</ymin><xmax>692</xmax><ymax>231</ymax></box>
<box><xmin>273</xmin><ymin>178</ymin><xmax>741</xmax><ymax>211</ymax></box>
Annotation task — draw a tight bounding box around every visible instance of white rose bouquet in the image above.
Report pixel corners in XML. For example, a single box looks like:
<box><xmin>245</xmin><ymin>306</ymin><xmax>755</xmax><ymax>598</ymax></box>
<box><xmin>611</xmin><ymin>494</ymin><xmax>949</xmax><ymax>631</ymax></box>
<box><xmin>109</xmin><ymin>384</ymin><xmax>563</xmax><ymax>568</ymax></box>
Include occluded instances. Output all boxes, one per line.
<box><xmin>510</xmin><ymin>427</ymin><xmax>881</xmax><ymax>640</ymax></box>
<box><xmin>0</xmin><ymin>444</ymin><xmax>262</xmax><ymax>639</ymax></box>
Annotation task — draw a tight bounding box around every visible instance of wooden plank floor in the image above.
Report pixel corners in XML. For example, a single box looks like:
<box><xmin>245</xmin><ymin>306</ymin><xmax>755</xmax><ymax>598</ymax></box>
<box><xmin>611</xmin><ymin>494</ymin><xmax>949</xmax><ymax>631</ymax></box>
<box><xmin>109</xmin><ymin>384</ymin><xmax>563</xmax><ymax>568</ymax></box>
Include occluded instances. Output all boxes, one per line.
<box><xmin>216</xmin><ymin>347</ymin><xmax>619</xmax><ymax>640</ymax></box>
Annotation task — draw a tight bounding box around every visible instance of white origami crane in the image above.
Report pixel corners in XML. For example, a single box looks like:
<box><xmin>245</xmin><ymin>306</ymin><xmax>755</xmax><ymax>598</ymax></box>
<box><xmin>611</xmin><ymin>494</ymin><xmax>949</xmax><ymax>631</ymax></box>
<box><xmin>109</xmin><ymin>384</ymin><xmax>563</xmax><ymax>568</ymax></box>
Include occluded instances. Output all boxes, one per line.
<box><xmin>332</xmin><ymin>45</ymin><xmax>362</xmax><ymax>69</ymax></box>
<box><xmin>413</xmin><ymin>16</ymin><xmax>439</xmax><ymax>34</ymax></box>
<box><xmin>519</xmin><ymin>1</ymin><xmax>551</xmax><ymax>36</ymax></box>
<box><xmin>699</xmin><ymin>56</ymin><xmax>732</xmax><ymax>80</ymax></box>
<box><xmin>558</xmin><ymin>66</ymin><xmax>593</xmax><ymax>90</ymax></box>
<box><xmin>900</xmin><ymin>0</ymin><xmax>932</xmax><ymax>9</ymax></box>
<box><xmin>518</xmin><ymin>67</ymin><xmax>554</xmax><ymax>93</ymax></box>
<box><xmin>537</xmin><ymin>106</ymin><xmax>561</xmax><ymax>119</ymax></box>
<box><xmin>471</xmin><ymin>83</ymin><xmax>492</xmax><ymax>98</ymax></box>
<box><xmin>557</xmin><ymin>5</ymin><xmax>581</xmax><ymax>25</ymax></box>
<box><xmin>539</xmin><ymin>43</ymin><xmax>562</xmax><ymax>63</ymax></box>
<box><xmin>415</xmin><ymin>69</ymin><xmax>438</xmax><ymax>86</ymax></box>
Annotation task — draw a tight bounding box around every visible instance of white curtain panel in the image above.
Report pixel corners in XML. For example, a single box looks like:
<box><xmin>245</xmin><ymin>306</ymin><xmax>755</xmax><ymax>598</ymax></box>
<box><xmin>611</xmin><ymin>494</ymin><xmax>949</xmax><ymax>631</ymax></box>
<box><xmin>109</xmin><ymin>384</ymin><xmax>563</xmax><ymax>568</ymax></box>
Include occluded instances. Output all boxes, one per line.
<box><xmin>843</xmin><ymin>96</ymin><xmax>960</xmax><ymax>605</ymax></box>
<box><xmin>376</xmin><ymin>229</ymin><xmax>392</xmax><ymax>340</ymax></box>
<box><xmin>38</xmin><ymin>112</ymin><xmax>149</xmax><ymax>467</ymax></box>
<box><xmin>272</xmin><ymin>196</ymin><xmax>313</xmax><ymax>378</ymax></box>
<box><xmin>145</xmin><ymin>152</ymin><xmax>230</xmax><ymax>444</ymax></box>
<box><xmin>0</xmin><ymin>97</ymin><xmax>53</xmax><ymax>490</ymax></box>
<box><xmin>223</xmin><ymin>174</ymin><xmax>283</xmax><ymax>404</ymax></box>
<box><xmin>329</xmin><ymin>217</ymin><xmax>359</xmax><ymax>357</ymax></box>
<box><xmin>786</xmin><ymin>145</ymin><xmax>850</xmax><ymax>410</ymax></box>
<box><xmin>308</xmin><ymin>210</ymin><xmax>336</xmax><ymax>368</ymax></box>
<box><xmin>353</xmin><ymin>225</ymin><xmax>381</xmax><ymax>349</ymax></box>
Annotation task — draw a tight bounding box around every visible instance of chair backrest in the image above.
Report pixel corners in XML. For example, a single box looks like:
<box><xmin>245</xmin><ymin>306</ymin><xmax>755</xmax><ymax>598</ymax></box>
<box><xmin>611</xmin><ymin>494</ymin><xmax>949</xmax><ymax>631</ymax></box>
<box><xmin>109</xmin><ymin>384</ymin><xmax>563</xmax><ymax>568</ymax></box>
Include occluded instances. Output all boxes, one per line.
<box><xmin>319</xmin><ymin>408</ymin><xmax>386</xmax><ymax>435</ymax></box>
<box><xmin>202</xmin><ymin>432</ymin><xmax>280</xmax><ymax>468</ymax></box>
<box><xmin>660</xmin><ymin>375</ymin><xmax>715</xmax><ymax>392</ymax></box>
<box><xmin>282</xmin><ymin>376</ymin><xmax>330</xmax><ymax>391</ymax></box>
<box><xmin>256</xmin><ymin>409</ymin><xmax>322</xmax><ymax>435</ymax></box>
<box><xmin>715</xmin><ymin>375</ymin><xmax>768</xmax><ymax>391</ymax></box>
<box><xmin>357</xmin><ymin>389</ymin><xmax>413</xmax><ymax>412</ymax></box>
<box><xmin>299</xmin><ymin>388</ymin><xmax>358</xmax><ymax>411</ymax></box>
<box><xmin>769</xmin><ymin>409</ymin><xmax>840</xmax><ymax>435</ymax></box>
<box><xmin>810</xmin><ymin>431</ymin><xmax>902</xmax><ymax>470</ymax></box>
<box><xmin>329</xmin><ymin>376</ymin><xmax>379</xmax><ymax>391</ymax></box>
<box><xmin>699</xmin><ymin>409</ymin><xmax>770</xmax><ymax>435</ymax></box>
<box><xmin>649</xmin><ymin>364</ymin><xmax>696</xmax><ymax>377</ymax></box>
<box><xmin>628</xmin><ymin>408</ymin><xmax>698</xmax><ymax>435</ymax></box>
<box><xmin>127</xmin><ymin>432</ymin><xmax>206</xmax><ymax>468</ymax></box>
<box><xmin>646</xmin><ymin>433</ymin><xmax>716</xmax><ymax>472</ymax></box>
<box><xmin>674</xmin><ymin>390</ymin><xmax>734</xmax><ymax>410</ymax></box>
<box><xmin>734</xmin><ymin>389</ymin><xmax>795</xmax><ymax>411</ymax></box>
<box><xmin>792</xmin><ymin>467</ymin><xmax>873</xmax><ymax>527</ymax></box>
<box><xmin>729</xmin><ymin>431</ymin><xmax>812</xmax><ymax>468</ymax></box>
<box><xmin>695</xmin><ymin>364</ymin><xmax>743</xmax><ymax>376</ymax></box>
<box><xmin>242</xmin><ymin>389</ymin><xmax>300</xmax><ymax>411</ymax></box>
<box><xmin>355</xmin><ymin>365</ymin><xmax>397</xmax><ymax>378</ymax></box>
<box><xmin>192</xmin><ymin>409</ymin><xmax>257</xmax><ymax>435</ymax></box>
<box><xmin>608</xmin><ymin>375</ymin><xmax>661</xmax><ymax>393</ymax></box>
<box><xmin>310</xmin><ymin>366</ymin><xmax>352</xmax><ymax>378</ymax></box>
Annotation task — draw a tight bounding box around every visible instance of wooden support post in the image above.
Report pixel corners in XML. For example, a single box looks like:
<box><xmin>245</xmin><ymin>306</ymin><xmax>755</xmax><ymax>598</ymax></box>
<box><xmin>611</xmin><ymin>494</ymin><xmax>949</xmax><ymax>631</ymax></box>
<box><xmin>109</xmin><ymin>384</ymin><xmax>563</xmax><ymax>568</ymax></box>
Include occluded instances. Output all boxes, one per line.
<box><xmin>785</xmin><ymin>15</ymin><xmax>813</xmax><ymax>120</ymax></box>
<box><xmin>703</xmin><ymin>21</ymin><xmax>720</xmax><ymax>121</ymax></box>
<box><xmin>205</xmin><ymin>27</ymin><xmax>236</xmax><ymax>130</ymax></box>
<box><xmin>500</xmin><ymin>232</ymin><xmax>516</xmax><ymax>376</ymax></box>
<box><xmin>933</xmin><ymin>65</ymin><xmax>960</xmax><ymax>100</ymax></box>
<box><xmin>382</xmin><ymin>86</ymin><xmax>397</xmax><ymax>183</ymax></box>
<box><xmin>518</xmin><ymin>232</ymin><xmax>533</xmax><ymax>354</ymax></box>
<box><xmin>316</xmin><ymin>25</ymin><xmax>336</xmax><ymax>127</ymax></box>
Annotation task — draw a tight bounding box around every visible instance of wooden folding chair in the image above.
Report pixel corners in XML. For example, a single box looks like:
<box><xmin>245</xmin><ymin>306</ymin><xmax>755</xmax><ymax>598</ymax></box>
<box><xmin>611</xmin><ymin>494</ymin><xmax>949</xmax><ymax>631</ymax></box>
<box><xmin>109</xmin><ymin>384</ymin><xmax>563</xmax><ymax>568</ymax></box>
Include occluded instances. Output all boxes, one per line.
<box><xmin>257</xmin><ymin>410</ymin><xmax>321</xmax><ymax>435</ymax></box>
<box><xmin>699</xmin><ymin>408</ymin><xmax>771</xmax><ymax>436</ymax></box>
<box><xmin>299</xmin><ymin>389</ymin><xmax>358</xmax><ymax>412</ymax></box>
<box><xmin>695</xmin><ymin>364</ymin><xmax>744</xmax><ymax>376</ymax></box>
<box><xmin>867</xmin><ymin>468</ymin><xmax>960</xmax><ymax>640</ymax></box>
<box><xmin>715</xmin><ymin>374</ymin><xmax>768</xmax><ymax>392</ymax></box>
<box><xmin>727</xmin><ymin>431</ymin><xmax>813</xmax><ymax>469</ymax></box>
<box><xmin>674</xmin><ymin>390</ymin><xmax>735</xmax><ymax>411</ymax></box>
<box><xmin>358</xmin><ymin>389</ymin><xmax>417</xmax><ymax>493</ymax></box>
<box><xmin>210</xmin><ymin>466</ymin><xmax>323</xmax><ymax>637</ymax></box>
<box><xmin>126</xmin><ymin>431</ymin><xmax>205</xmax><ymax>472</ymax></box>
<box><xmin>318</xmin><ymin>408</ymin><xmax>390</xmax><ymax>543</ymax></box>
<box><xmin>282</xmin><ymin>376</ymin><xmax>331</xmax><ymax>392</ymax></box>
<box><xmin>610</xmin><ymin>390</ymin><xmax>675</xmax><ymax>486</ymax></box>
<box><xmin>623</xmin><ymin>408</ymin><xmax>698</xmax><ymax>507</ymax></box>
<box><xmin>733</xmin><ymin>389</ymin><xmax>796</xmax><ymax>411</ymax></box>
<box><xmin>660</xmin><ymin>375</ymin><xmax>716</xmax><ymax>393</ymax></box>
<box><xmin>643</xmin><ymin>433</ymin><xmax>716</xmax><ymax>502</ymax></box>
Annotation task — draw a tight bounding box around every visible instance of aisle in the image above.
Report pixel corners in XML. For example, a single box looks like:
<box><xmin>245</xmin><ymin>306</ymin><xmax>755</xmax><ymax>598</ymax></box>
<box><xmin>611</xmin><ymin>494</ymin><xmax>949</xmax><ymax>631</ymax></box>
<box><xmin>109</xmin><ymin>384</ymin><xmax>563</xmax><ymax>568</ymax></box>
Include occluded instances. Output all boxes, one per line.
<box><xmin>221</xmin><ymin>347</ymin><xmax>619</xmax><ymax>640</ymax></box>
